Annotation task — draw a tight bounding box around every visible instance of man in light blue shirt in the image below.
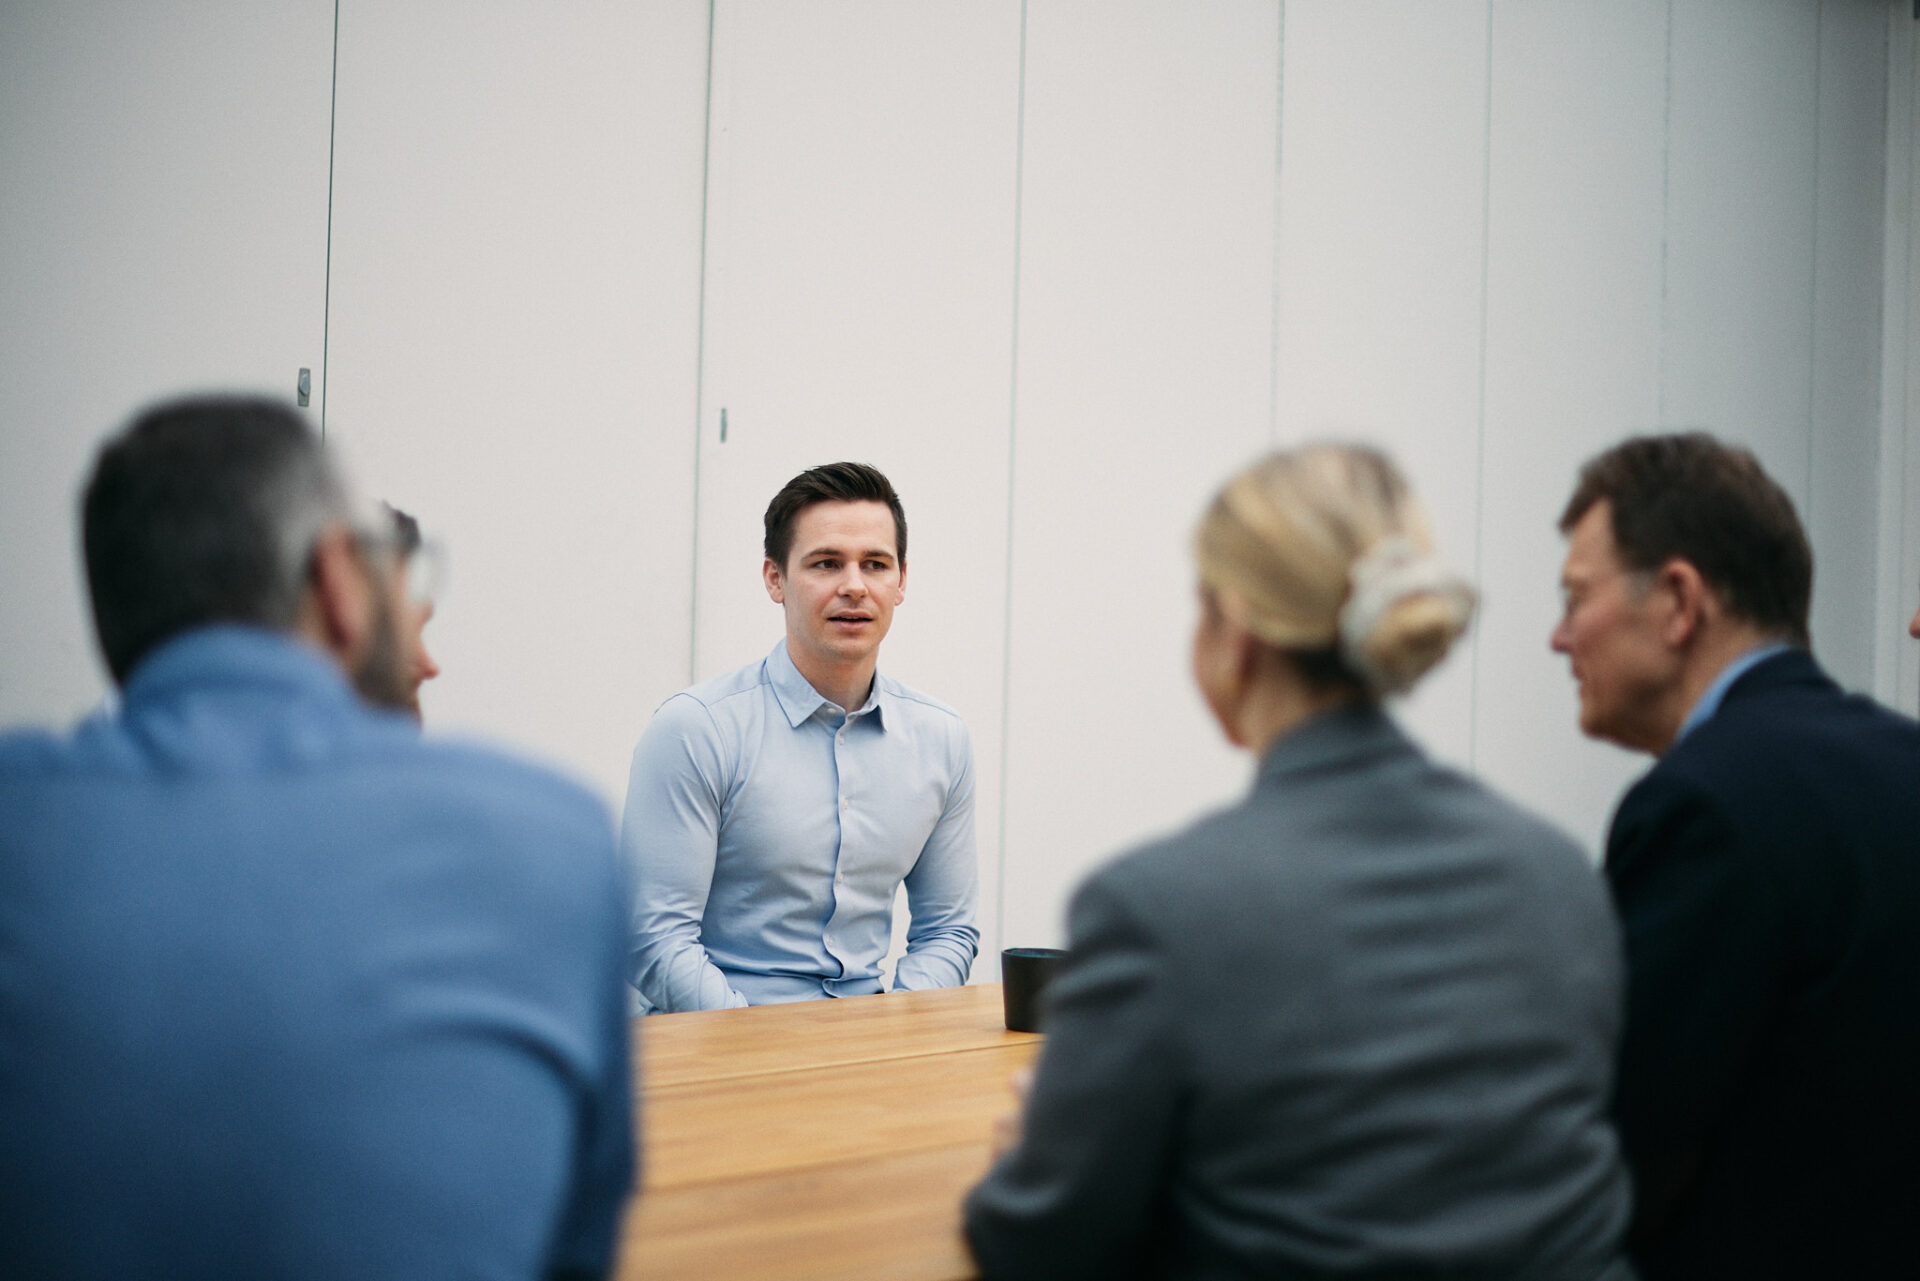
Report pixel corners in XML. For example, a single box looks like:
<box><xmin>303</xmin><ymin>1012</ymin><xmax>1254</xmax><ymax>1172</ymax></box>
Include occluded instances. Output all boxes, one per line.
<box><xmin>0</xmin><ymin>396</ymin><xmax>633</xmax><ymax>1280</ymax></box>
<box><xmin>623</xmin><ymin>462</ymin><xmax>978</xmax><ymax>1011</ymax></box>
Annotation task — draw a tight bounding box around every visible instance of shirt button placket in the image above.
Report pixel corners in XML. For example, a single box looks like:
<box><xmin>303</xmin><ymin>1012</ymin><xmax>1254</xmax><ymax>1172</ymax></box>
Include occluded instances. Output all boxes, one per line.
<box><xmin>830</xmin><ymin>714</ymin><xmax>852</xmax><ymax>973</ymax></box>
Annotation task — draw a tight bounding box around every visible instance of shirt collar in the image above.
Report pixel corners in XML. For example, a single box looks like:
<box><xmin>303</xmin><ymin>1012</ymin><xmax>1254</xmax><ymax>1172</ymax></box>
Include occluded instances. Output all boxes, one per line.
<box><xmin>108</xmin><ymin>624</ymin><xmax>406</xmax><ymax>769</ymax></box>
<box><xmin>123</xmin><ymin>623</ymin><xmax>360</xmax><ymax>710</ymax></box>
<box><xmin>1673</xmin><ymin>642</ymin><xmax>1793</xmax><ymax>745</ymax></box>
<box><xmin>764</xmin><ymin>638</ymin><xmax>890</xmax><ymax>729</ymax></box>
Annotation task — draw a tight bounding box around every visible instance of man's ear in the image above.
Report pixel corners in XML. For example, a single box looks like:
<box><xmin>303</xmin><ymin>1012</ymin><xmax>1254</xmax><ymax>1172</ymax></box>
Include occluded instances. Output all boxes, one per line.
<box><xmin>762</xmin><ymin>557</ymin><xmax>786</xmax><ymax>605</ymax></box>
<box><xmin>895</xmin><ymin>560</ymin><xmax>907</xmax><ymax>605</ymax></box>
<box><xmin>1655</xmin><ymin>558</ymin><xmax>1710</xmax><ymax>648</ymax></box>
<box><xmin>304</xmin><ymin>525</ymin><xmax>375</xmax><ymax>660</ymax></box>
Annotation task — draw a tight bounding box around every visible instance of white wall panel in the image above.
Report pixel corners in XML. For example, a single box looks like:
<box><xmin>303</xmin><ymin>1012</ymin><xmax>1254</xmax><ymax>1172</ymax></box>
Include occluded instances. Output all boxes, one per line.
<box><xmin>1273</xmin><ymin>0</ymin><xmax>1492</xmax><ymax>770</ymax></box>
<box><xmin>324</xmin><ymin>0</ymin><xmax>709</xmax><ymax>806</ymax></box>
<box><xmin>0</xmin><ymin>3</ymin><xmax>333</xmax><ymax>729</ymax></box>
<box><xmin>690</xmin><ymin>0</ymin><xmax>1023</xmax><ymax>973</ymax></box>
<box><xmin>1476</xmin><ymin>1</ymin><xmax>1669</xmax><ymax>855</ymax></box>
<box><xmin>1808</xmin><ymin>0</ymin><xmax>1889</xmax><ymax>693</ymax></box>
<box><xmin>1662</xmin><ymin>0</ymin><xmax>1820</xmax><ymax>495</ymax></box>
<box><xmin>1000</xmin><ymin>0</ymin><xmax>1281</xmax><ymax>953</ymax></box>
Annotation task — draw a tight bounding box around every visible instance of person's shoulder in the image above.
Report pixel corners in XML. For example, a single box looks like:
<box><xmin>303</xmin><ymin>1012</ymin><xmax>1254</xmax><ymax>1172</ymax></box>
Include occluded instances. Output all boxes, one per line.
<box><xmin>639</xmin><ymin>659</ymin><xmax>772</xmax><ymax>746</ymax></box>
<box><xmin>1609</xmin><ymin>688</ymin><xmax>1806</xmax><ymax>878</ymax></box>
<box><xmin>402</xmin><ymin>736</ymin><xmax>613</xmax><ymax>848</ymax></box>
<box><xmin>1071</xmin><ymin>802</ymin><xmax>1253</xmax><ymax>923</ymax></box>
<box><xmin>1666</xmin><ymin>652</ymin><xmax>1920</xmax><ymax>791</ymax></box>
<box><xmin>1710</xmin><ymin>648</ymin><xmax>1914</xmax><ymax>734</ymax></box>
<box><xmin>0</xmin><ymin>709</ymin><xmax>142</xmax><ymax>779</ymax></box>
<box><xmin>1415</xmin><ymin>767</ymin><xmax>1617</xmax><ymax>935</ymax></box>
<box><xmin>1621</xmin><ymin>659</ymin><xmax>1920</xmax><ymax>873</ymax></box>
<box><xmin>875</xmin><ymin>674</ymin><xmax>968</xmax><ymax>734</ymax></box>
<box><xmin>346</xmin><ymin>739</ymin><xmax>626</xmax><ymax>967</ymax></box>
<box><xmin>1424</xmin><ymin>760</ymin><xmax>1592</xmax><ymax>865</ymax></box>
<box><xmin>1055</xmin><ymin>805</ymin><xmax>1299</xmax><ymax>982</ymax></box>
<box><xmin>671</xmin><ymin>654</ymin><xmax>773</xmax><ymax>713</ymax></box>
<box><xmin>0</xmin><ymin>725</ymin><xmax>70</xmax><ymax>774</ymax></box>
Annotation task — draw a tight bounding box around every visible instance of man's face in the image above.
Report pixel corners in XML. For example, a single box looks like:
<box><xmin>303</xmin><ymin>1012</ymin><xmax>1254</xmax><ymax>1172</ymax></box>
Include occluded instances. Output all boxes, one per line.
<box><xmin>1550</xmin><ymin>500</ymin><xmax>1682</xmax><ymax>753</ymax></box>
<box><xmin>1909</xmin><ymin>571</ymin><xmax>1920</xmax><ymax>640</ymax></box>
<box><xmin>764</xmin><ymin>500</ymin><xmax>905</xmax><ymax>685</ymax></box>
<box><xmin>351</xmin><ymin>548</ymin><xmax>416</xmax><ymax>713</ymax></box>
<box><xmin>398</xmin><ymin>597</ymin><xmax>441</xmax><ymax>719</ymax></box>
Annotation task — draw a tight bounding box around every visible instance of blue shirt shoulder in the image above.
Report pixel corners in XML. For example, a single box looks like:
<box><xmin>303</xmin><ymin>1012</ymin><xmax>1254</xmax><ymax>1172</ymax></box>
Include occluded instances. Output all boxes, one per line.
<box><xmin>0</xmin><ymin>626</ymin><xmax>634</xmax><ymax>1280</ymax></box>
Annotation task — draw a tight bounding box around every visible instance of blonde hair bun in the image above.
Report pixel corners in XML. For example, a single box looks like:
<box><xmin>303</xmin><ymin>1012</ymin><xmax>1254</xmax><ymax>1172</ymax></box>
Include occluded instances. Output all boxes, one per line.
<box><xmin>1338</xmin><ymin>534</ymin><xmax>1476</xmax><ymax>693</ymax></box>
<box><xmin>1349</xmin><ymin>582</ymin><xmax>1473</xmax><ymax>692</ymax></box>
<box><xmin>1195</xmin><ymin>445</ymin><xmax>1476</xmax><ymax>697</ymax></box>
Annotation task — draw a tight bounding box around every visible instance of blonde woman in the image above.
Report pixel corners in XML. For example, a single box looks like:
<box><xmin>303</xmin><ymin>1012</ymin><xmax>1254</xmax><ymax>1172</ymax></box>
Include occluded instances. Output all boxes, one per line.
<box><xmin>965</xmin><ymin>445</ymin><xmax>1631</xmax><ymax>1281</ymax></box>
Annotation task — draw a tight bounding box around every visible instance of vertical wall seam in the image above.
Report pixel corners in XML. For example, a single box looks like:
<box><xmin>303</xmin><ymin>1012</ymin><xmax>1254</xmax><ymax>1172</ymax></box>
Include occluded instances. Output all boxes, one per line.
<box><xmin>1657</xmin><ymin>0</ymin><xmax>1674</xmax><ymax>423</ymax></box>
<box><xmin>1269</xmin><ymin>0</ymin><xmax>1286</xmax><ymax>445</ymax></box>
<box><xmin>1906</xmin><ymin>18</ymin><xmax>1920</xmax><ymax>714</ymax></box>
<box><xmin>1468</xmin><ymin>0</ymin><xmax>1494</xmax><ymax>775</ymax></box>
<box><xmin>1867</xmin><ymin>9</ymin><xmax>1896</xmax><ymax>700</ymax></box>
<box><xmin>994</xmin><ymin>0</ymin><xmax>1029</xmax><ymax>960</ymax></box>
<box><xmin>687</xmin><ymin>0</ymin><xmax>718</xmax><ymax>688</ymax></box>
<box><xmin>319</xmin><ymin>0</ymin><xmax>340</xmax><ymax>438</ymax></box>
<box><xmin>1806</xmin><ymin>3</ymin><xmax>1824</xmax><ymax>549</ymax></box>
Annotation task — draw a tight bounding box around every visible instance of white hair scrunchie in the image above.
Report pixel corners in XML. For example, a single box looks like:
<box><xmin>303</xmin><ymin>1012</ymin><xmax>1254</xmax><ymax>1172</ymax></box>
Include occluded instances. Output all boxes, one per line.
<box><xmin>1337</xmin><ymin>536</ymin><xmax>1475</xmax><ymax>693</ymax></box>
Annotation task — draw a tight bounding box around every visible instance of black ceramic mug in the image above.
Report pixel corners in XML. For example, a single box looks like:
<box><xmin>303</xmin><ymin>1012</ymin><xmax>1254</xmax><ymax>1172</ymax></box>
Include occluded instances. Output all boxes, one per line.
<box><xmin>1000</xmin><ymin>946</ymin><xmax>1067</xmax><ymax>1033</ymax></box>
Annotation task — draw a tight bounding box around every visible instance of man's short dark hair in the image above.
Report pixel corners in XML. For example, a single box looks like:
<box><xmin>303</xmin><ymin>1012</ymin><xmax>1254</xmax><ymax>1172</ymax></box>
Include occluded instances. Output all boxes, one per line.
<box><xmin>1560</xmin><ymin>432</ymin><xmax>1812</xmax><ymax>645</ymax></box>
<box><xmin>83</xmin><ymin>395</ymin><xmax>351</xmax><ymax>684</ymax></box>
<box><xmin>384</xmin><ymin>502</ymin><xmax>422</xmax><ymax>555</ymax></box>
<box><xmin>763</xmin><ymin>462</ymin><xmax>907</xmax><ymax>570</ymax></box>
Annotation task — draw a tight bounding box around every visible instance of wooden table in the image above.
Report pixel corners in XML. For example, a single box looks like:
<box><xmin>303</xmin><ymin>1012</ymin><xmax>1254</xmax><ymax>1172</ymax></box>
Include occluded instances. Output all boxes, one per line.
<box><xmin>616</xmin><ymin>984</ymin><xmax>1041</xmax><ymax>1281</ymax></box>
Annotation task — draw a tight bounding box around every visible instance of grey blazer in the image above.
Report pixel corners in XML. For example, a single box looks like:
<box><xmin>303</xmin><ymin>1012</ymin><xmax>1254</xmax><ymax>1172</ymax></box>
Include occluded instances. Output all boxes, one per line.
<box><xmin>965</xmin><ymin>703</ymin><xmax>1632</xmax><ymax>1281</ymax></box>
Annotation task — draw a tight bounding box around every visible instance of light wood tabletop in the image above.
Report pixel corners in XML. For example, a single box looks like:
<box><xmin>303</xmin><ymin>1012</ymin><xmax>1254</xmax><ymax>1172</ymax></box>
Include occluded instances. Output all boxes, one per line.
<box><xmin>616</xmin><ymin>983</ymin><xmax>1041</xmax><ymax>1281</ymax></box>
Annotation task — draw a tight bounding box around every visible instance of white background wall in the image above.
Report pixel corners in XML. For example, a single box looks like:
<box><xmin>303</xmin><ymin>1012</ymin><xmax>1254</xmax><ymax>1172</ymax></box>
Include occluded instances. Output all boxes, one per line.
<box><xmin>4</xmin><ymin>1</ymin><xmax>1917</xmax><ymax>977</ymax></box>
<box><xmin>321</xmin><ymin>0</ymin><xmax>709</xmax><ymax>803</ymax></box>
<box><xmin>0</xmin><ymin>1</ymin><xmax>333</xmax><ymax>721</ymax></box>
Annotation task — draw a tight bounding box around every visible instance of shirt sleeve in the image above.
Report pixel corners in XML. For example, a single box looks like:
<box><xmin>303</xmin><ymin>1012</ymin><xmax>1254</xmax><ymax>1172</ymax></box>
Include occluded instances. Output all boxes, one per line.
<box><xmin>891</xmin><ymin>719</ymin><xmax>980</xmax><ymax>992</ymax></box>
<box><xmin>1604</xmin><ymin>771</ymin><xmax>1783</xmax><ymax>1244</ymax></box>
<box><xmin>621</xmin><ymin>696</ymin><xmax>750</xmax><ymax>1012</ymax></box>
<box><xmin>962</xmin><ymin>877</ymin><xmax>1182</xmax><ymax>1281</ymax></box>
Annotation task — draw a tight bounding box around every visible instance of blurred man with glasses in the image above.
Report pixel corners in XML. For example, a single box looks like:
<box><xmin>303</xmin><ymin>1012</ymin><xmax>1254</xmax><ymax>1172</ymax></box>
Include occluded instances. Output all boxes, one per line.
<box><xmin>382</xmin><ymin>501</ymin><xmax>444</xmax><ymax>720</ymax></box>
<box><xmin>0</xmin><ymin>395</ymin><xmax>634</xmax><ymax>1281</ymax></box>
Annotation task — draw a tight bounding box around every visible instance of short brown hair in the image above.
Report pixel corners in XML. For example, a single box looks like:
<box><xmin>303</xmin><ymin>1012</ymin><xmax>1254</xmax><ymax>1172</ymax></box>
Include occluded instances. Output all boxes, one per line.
<box><xmin>763</xmin><ymin>462</ymin><xmax>906</xmax><ymax>570</ymax></box>
<box><xmin>1560</xmin><ymin>432</ymin><xmax>1811</xmax><ymax>645</ymax></box>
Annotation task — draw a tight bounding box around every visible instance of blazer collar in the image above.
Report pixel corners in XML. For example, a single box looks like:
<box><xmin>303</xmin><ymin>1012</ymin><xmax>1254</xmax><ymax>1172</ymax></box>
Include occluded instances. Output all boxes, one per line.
<box><xmin>1256</xmin><ymin>700</ymin><xmax>1414</xmax><ymax>788</ymax></box>
<box><xmin>1719</xmin><ymin>645</ymin><xmax>1830</xmax><ymax>707</ymax></box>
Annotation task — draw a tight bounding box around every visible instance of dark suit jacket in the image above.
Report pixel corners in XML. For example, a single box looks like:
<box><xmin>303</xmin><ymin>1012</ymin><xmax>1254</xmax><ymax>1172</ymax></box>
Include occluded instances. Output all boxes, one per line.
<box><xmin>965</xmin><ymin>703</ymin><xmax>1632</xmax><ymax>1281</ymax></box>
<box><xmin>1606</xmin><ymin>648</ymin><xmax>1920</xmax><ymax>1279</ymax></box>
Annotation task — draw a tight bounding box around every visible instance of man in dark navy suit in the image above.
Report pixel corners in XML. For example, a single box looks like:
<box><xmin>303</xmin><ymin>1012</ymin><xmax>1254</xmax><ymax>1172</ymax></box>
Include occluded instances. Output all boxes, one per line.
<box><xmin>1552</xmin><ymin>433</ymin><xmax>1920</xmax><ymax>1281</ymax></box>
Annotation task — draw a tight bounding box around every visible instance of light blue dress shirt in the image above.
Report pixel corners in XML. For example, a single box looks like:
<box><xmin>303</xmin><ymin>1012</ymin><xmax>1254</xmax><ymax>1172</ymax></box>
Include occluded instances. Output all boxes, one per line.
<box><xmin>622</xmin><ymin>639</ymin><xmax>979</xmax><ymax>1011</ymax></box>
<box><xmin>1673</xmin><ymin>643</ymin><xmax>1793</xmax><ymax>745</ymax></box>
<box><xmin>0</xmin><ymin>626</ymin><xmax>633</xmax><ymax>1280</ymax></box>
